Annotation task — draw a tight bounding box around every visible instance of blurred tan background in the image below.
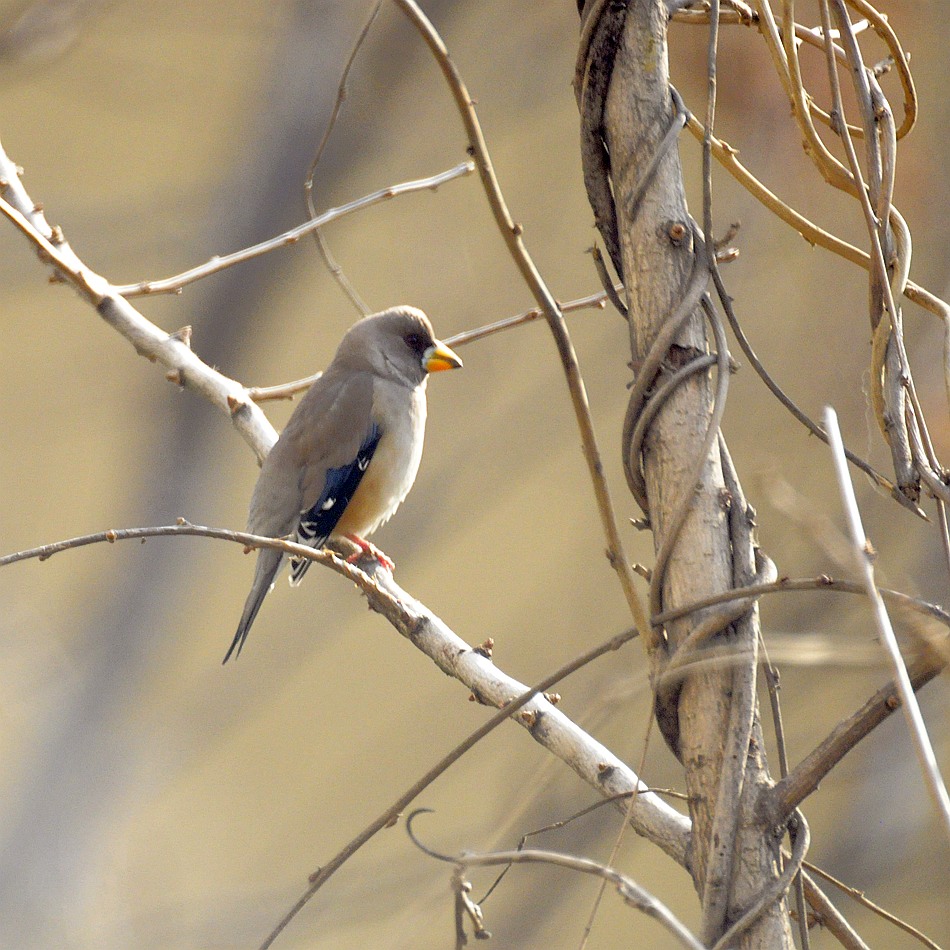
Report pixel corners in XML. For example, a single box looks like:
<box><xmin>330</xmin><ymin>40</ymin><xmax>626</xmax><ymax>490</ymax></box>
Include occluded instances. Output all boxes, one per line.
<box><xmin>1</xmin><ymin>1</ymin><xmax>948</xmax><ymax>947</ymax></box>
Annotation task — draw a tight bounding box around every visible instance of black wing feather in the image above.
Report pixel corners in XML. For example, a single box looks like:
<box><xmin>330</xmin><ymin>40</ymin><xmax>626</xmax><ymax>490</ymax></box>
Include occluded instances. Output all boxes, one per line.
<box><xmin>290</xmin><ymin>422</ymin><xmax>381</xmax><ymax>582</ymax></box>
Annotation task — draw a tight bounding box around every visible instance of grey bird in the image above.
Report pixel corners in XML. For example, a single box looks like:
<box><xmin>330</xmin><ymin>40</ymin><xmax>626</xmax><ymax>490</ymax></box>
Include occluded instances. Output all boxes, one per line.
<box><xmin>224</xmin><ymin>306</ymin><xmax>462</xmax><ymax>662</ymax></box>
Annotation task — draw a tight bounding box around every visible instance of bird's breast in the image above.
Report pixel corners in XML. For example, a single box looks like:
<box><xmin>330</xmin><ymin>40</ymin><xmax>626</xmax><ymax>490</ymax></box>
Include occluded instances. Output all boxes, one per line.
<box><xmin>333</xmin><ymin>383</ymin><xmax>427</xmax><ymax>538</ymax></box>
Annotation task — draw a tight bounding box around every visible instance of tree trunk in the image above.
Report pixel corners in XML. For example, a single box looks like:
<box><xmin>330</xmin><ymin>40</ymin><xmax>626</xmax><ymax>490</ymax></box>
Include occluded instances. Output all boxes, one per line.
<box><xmin>599</xmin><ymin>0</ymin><xmax>795</xmax><ymax>944</ymax></box>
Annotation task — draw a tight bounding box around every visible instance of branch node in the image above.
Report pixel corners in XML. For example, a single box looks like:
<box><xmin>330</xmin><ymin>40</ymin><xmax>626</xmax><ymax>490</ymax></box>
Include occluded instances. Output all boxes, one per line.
<box><xmin>667</xmin><ymin>221</ymin><xmax>688</xmax><ymax>245</ymax></box>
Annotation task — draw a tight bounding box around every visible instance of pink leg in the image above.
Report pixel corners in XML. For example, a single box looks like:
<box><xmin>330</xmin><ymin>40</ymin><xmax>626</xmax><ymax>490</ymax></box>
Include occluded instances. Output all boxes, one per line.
<box><xmin>343</xmin><ymin>534</ymin><xmax>395</xmax><ymax>571</ymax></box>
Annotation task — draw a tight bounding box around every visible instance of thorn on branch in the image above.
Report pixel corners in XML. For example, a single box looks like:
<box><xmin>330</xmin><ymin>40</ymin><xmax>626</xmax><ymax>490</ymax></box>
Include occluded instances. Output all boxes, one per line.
<box><xmin>168</xmin><ymin>325</ymin><xmax>192</xmax><ymax>347</ymax></box>
<box><xmin>165</xmin><ymin>369</ymin><xmax>183</xmax><ymax>386</ymax></box>
<box><xmin>473</xmin><ymin>638</ymin><xmax>494</xmax><ymax>659</ymax></box>
<box><xmin>633</xmin><ymin>562</ymin><xmax>652</xmax><ymax>581</ymax></box>
<box><xmin>226</xmin><ymin>394</ymin><xmax>249</xmax><ymax>416</ymax></box>
<box><xmin>468</xmin><ymin>687</ymin><xmax>493</xmax><ymax>706</ymax></box>
<box><xmin>715</xmin><ymin>246</ymin><xmax>739</xmax><ymax>264</ymax></box>
<box><xmin>872</xmin><ymin>56</ymin><xmax>895</xmax><ymax>78</ymax></box>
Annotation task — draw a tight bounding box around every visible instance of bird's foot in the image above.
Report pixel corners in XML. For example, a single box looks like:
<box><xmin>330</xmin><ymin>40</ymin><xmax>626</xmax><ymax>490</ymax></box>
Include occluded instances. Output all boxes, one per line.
<box><xmin>343</xmin><ymin>534</ymin><xmax>395</xmax><ymax>571</ymax></box>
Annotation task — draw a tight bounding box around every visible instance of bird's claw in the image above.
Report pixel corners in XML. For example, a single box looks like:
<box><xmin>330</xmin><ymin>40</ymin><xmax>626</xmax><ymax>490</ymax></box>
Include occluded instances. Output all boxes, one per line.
<box><xmin>343</xmin><ymin>534</ymin><xmax>395</xmax><ymax>571</ymax></box>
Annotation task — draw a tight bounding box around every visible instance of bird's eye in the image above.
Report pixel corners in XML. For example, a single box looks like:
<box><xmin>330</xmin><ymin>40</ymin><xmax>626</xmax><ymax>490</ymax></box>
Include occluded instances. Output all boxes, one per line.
<box><xmin>404</xmin><ymin>332</ymin><xmax>427</xmax><ymax>354</ymax></box>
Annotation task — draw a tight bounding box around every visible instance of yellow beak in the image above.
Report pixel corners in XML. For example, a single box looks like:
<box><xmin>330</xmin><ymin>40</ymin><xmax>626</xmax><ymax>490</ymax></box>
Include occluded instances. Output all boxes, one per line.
<box><xmin>423</xmin><ymin>342</ymin><xmax>463</xmax><ymax>373</ymax></box>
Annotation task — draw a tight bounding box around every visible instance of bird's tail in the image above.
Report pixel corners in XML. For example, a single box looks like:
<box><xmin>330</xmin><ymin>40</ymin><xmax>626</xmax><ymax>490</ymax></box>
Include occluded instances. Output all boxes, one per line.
<box><xmin>224</xmin><ymin>549</ymin><xmax>284</xmax><ymax>663</ymax></box>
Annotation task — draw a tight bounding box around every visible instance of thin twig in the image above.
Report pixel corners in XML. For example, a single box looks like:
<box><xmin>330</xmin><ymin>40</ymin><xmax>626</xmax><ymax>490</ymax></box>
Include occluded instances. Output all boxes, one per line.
<box><xmin>259</xmin><ymin>618</ymin><xmax>687</xmax><ymax>950</ymax></box>
<box><xmin>444</xmin><ymin>290</ymin><xmax>611</xmax><ymax>349</ymax></box>
<box><xmin>391</xmin><ymin>0</ymin><xmax>650</xmax><ymax>642</ymax></box>
<box><xmin>768</xmin><ymin>645</ymin><xmax>946</xmax><ymax>822</ymax></box>
<box><xmin>652</xmin><ymin>575</ymin><xmax>950</xmax><ymax>638</ymax></box>
<box><xmin>823</xmin><ymin>407</ymin><xmax>950</xmax><ymax>842</ymax></box>
<box><xmin>112</xmin><ymin>162</ymin><xmax>474</xmax><ymax>297</ymax></box>
<box><xmin>803</xmin><ymin>859</ymin><xmax>944</xmax><ymax>950</ymax></box>
<box><xmin>303</xmin><ymin>0</ymin><xmax>383</xmax><ymax>315</ymax></box>
<box><xmin>407</xmin><ymin>823</ymin><xmax>705</xmax><ymax>950</ymax></box>
<box><xmin>680</xmin><ymin>115</ymin><xmax>950</xmax><ymax>335</ymax></box>
<box><xmin>801</xmin><ymin>871</ymin><xmax>871</xmax><ymax>950</ymax></box>
<box><xmin>245</xmin><ymin>290</ymin><xmax>616</xmax><ymax>402</ymax></box>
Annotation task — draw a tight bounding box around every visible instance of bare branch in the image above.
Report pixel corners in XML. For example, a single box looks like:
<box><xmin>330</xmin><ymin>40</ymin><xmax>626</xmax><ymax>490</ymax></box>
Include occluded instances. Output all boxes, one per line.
<box><xmin>0</xmin><ymin>520</ymin><xmax>689</xmax><ymax>946</ymax></box>
<box><xmin>0</xmin><ymin>142</ymin><xmax>276</xmax><ymax>462</ymax></box>
<box><xmin>803</xmin><ymin>860</ymin><xmax>944</xmax><ymax>950</ymax></box>
<box><xmin>444</xmin><ymin>291</ymin><xmax>613</xmax><ymax>348</ymax></box>
<box><xmin>246</xmin><ymin>290</ymin><xmax>618</xmax><ymax>403</ymax></box>
<box><xmin>681</xmin><ymin>115</ymin><xmax>950</xmax><ymax>336</ymax></box>
<box><xmin>112</xmin><ymin>161</ymin><xmax>475</xmax><ymax>297</ymax></box>
<box><xmin>405</xmin><ymin>816</ymin><xmax>703</xmax><ymax>950</ymax></box>
<box><xmin>247</xmin><ymin>372</ymin><xmax>324</xmax><ymax>404</ymax></box>
<box><xmin>303</xmin><ymin>0</ymin><xmax>383</xmax><ymax>315</ymax></box>
<box><xmin>391</xmin><ymin>0</ymin><xmax>651</xmax><ymax>643</ymax></box>
<box><xmin>767</xmin><ymin>649</ymin><xmax>945</xmax><ymax>823</ymax></box>
<box><xmin>823</xmin><ymin>407</ymin><xmax>950</xmax><ymax>840</ymax></box>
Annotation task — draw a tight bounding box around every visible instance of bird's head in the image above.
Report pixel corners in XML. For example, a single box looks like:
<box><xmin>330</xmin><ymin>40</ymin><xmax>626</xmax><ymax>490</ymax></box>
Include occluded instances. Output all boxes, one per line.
<box><xmin>341</xmin><ymin>306</ymin><xmax>463</xmax><ymax>387</ymax></box>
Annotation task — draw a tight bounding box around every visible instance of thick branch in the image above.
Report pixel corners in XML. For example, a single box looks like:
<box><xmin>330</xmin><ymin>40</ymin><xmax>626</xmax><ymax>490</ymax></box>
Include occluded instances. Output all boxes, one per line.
<box><xmin>1</xmin><ymin>522</ymin><xmax>690</xmax><ymax>865</ymax></box>
<box><xmin>0</xmin><ymin>141</ymin><xmax>276</xmax><ymax>462</ymax></box>
<box><xmin>593</xmin><ymin>0</ymin><xmax>794</xmax><ymax>943</ymax></box>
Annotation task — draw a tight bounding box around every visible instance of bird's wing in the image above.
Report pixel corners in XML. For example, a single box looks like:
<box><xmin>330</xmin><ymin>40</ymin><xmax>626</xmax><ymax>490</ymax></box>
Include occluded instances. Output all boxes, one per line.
<box><xmin>289</xmin><ymin>421</ymin><xmax>381</xmax><ymax>584</ymax></box>
<box><xmin>284</xmin><ymin>370</ymin><xmax>380</xmax><ymax>584</ymax></box>
<box><xmin>225</xmin><ymin>371</ymin><xmax>377</xmax><ymax>662</ymax></box>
